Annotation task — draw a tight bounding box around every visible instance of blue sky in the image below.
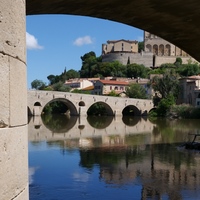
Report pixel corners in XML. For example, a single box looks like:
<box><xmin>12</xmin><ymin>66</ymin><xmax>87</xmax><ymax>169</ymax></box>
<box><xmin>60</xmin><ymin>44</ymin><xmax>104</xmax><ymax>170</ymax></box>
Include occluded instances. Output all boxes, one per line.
<box><xmin>26</xmin><ymin>15</ymin><xmax>143</xmax><ymax>88</ymax></box>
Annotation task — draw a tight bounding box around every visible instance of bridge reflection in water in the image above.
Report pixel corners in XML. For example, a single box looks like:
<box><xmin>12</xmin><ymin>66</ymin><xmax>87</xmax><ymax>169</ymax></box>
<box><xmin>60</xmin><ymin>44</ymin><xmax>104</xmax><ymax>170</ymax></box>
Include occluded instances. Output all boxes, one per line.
<box><xmin>29</xmin><ymin>116</ymin><xmax>200</xmax><ymax>200</ymax></box>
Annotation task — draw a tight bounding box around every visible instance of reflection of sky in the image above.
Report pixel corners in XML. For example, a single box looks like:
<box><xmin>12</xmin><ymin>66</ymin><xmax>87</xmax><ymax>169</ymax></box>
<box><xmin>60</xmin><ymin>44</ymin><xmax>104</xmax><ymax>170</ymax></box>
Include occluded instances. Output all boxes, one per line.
<box><xmin>73</xmin><ymin>172</ymin><xmax>90</xmax><ymax>182</ymax></box>
<box><xmin>28</xmin><ymin>120</ymin><xmax>200</xmax><ymax>200</ymax></box>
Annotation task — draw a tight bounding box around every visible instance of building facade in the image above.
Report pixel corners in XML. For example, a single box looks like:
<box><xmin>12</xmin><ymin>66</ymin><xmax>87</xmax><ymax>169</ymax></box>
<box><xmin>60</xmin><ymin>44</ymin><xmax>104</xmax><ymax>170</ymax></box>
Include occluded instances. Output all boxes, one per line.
<box><xmin>102</xmin><ymin>31</ymin><xmax>197</xmax><ymax>67</ymax></box>
<box><xmin>177</xmin><ymin>76</ymin><xmax>200</xmax><ymax>107</ymax></box>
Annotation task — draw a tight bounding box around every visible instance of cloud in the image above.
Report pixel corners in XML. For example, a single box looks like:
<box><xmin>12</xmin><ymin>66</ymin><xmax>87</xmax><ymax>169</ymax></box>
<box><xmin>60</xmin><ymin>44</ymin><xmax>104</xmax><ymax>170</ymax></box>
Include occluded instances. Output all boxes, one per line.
<box><xmin>73</xmin><ymin>36</ymin><xmax>93</xmax><ymax>46</ymax></box>
<box><xmin>26</xmin><ymin>32</ymin><xmax>43</xmax><ymax>50</ymax></box>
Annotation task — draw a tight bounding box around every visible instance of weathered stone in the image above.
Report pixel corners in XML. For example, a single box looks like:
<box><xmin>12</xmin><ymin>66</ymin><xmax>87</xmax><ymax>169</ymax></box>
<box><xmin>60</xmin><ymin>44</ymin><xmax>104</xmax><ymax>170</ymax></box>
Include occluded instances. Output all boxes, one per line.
<box><xmin>0</xmin><ymin>126</ymin><xmax>28</xmax><ymax>200</ymax></box>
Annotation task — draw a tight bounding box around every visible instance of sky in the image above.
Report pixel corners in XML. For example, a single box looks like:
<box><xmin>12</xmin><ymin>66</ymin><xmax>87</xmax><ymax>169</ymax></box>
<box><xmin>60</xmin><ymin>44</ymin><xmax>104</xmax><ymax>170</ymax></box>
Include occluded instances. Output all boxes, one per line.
<box><xmin>26</xmin><ymin>15</ymin><xmax>143</xmax><ymax>89</ymax></box>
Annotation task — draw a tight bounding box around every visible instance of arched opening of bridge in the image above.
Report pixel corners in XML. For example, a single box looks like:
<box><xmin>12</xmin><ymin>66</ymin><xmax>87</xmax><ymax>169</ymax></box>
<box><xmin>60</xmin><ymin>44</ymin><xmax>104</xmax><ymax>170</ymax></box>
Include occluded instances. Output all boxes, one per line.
<box><xmin>122</xmin><ymin>105</ymin><xmax>140</xmax><ymax>116</ymax></box>
<box><xmin>42</xmin><ymin>98</ymin><xmax>78</xmax><ymax>116</ymax></box>
<box><xmin>87</xmin><ymin>102</ymin><xmax>114</xmax><ymax>116</ymax></box>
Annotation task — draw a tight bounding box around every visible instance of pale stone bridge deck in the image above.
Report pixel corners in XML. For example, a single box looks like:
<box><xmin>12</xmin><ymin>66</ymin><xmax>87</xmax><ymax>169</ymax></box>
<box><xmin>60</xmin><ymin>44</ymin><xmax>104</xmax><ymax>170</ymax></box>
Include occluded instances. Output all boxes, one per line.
<box><xmin>28</xmin><ymin>90</ymin><xmax>154</xmax><ymax>116</ymax></box>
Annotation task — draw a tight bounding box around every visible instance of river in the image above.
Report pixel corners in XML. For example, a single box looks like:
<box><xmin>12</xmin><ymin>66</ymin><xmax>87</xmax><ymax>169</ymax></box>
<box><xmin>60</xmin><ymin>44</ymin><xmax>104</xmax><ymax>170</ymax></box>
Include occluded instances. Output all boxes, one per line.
<box><xmin>28</xmin><ymin>115</ymin><xmax>200</xmax><ymax>200</ymax></box>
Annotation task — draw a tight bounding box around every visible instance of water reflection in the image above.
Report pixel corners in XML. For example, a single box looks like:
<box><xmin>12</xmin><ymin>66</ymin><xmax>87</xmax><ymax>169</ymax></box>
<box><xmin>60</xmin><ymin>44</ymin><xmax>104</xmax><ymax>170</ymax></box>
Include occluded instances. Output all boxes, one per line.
<box><xmin>29</xmin><ymin>115</ymin><xmax>200</xmax><ymax>200</ymax></box>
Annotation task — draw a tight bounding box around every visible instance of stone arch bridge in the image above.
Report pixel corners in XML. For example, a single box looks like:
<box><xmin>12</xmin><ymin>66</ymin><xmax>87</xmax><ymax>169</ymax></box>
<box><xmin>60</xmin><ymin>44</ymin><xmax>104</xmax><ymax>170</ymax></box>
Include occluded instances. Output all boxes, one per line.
<box><xmin>28</xmin><ymin>90</ymin><xmax>154</xmax><ymax>116</ymax></box>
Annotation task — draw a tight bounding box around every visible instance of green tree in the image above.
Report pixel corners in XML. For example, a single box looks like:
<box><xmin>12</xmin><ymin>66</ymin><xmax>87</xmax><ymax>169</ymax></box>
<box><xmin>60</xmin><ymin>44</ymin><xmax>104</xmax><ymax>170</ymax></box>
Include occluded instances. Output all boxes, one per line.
<box><xmin>174</xmin><ymin>57</ymin><xmax>182</xmax><ymax>66</ymax></box>
<box><xmin>47</xmin><ymin>74</ymin><xmax>60</xmax><ymax>85</ymax></box>
<box><xmin>177</xmin><ymin>63</ymin><xmax>200</xmax><ymax>76</ymax></box>
<box><xmin>31</xmin><ymin>79</ymin><xmax>46</xmax><ymax>90</ymax></box>
<box><xmin>107</xmin><ymin>90</ymin><xmax>120</xmax><ymax>97</ymax></box>
<box><xmin>125</xmin><ymin>83</ymin><xmax>147</xmax><ymax>99</ymax></box>
<box><xmin>66</xmin><ymin>69</ymin><xmax>80</xmax><ymax>79</ymax></box>
<box><xmin>138</xmin><ymin>41</ymin><xmax>144</xmax><ymax>53</ymax></box>
<box><xmin>156</xmin><ymin>94</ymin><xmax>175</xmax><ymax>117</ymax></box>
<box><xmin>150</xmin><ymin>70</ymin><xmax>180</xmax><ymax>100</ymax></box>
<box><xmin>80</xmin><ymin>51</ymin><xmax>98</xmax><ymax>78</ymax></box>
<box><xmin>127</xmin><ymin>63</ymin><xmax>150</xmax><ymax>78</ymax></box>
<box><xmin>52</xmin><ymin>81</ymin><xmax>71</xmax><ymax>92</ymax></box>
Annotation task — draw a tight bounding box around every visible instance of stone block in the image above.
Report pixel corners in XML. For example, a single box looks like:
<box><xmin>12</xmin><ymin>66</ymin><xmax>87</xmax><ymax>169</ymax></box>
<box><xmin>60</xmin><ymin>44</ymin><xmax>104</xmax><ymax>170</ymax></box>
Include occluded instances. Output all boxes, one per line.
<box><xmin>0</xmin><ymin>0</ymin><xmax>26</xmax><ymax>62</ymax></box>
<box><xmin>10</xmin><ymin>57</ymin><xmax>27</xmax><ymax>126</ymax></box>
<box><xmin>0</xmin><ymin>125</ymin><xmax>29</xmax><ymax>200</ymax></box>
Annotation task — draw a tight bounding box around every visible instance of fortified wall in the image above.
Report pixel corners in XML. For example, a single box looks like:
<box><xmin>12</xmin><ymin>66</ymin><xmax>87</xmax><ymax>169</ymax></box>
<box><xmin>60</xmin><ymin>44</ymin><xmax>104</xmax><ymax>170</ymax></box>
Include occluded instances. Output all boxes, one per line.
<box><xmin>102</xmin><ymin>52</ymin><xmax>153</xmax><ymax>67</ymax></box>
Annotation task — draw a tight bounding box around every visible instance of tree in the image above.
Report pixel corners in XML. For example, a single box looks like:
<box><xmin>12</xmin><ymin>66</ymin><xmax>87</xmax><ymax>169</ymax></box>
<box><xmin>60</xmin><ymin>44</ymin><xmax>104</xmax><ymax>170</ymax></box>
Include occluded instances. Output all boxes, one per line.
<box><xmin>52</xmin><ymin>81</ymin><xmax>71</xmax><ymax>92</ymax></box>
<box><xmin>107</xmin><ymin>90</ymin><xmax>120</xmax><ymax>97</ymax></box>
<box><xmin>31</xmin><ymin>79</ymin><xmax>46</xmax><ymax>90</ymax></box>
<box><xmin>138</xmin><ymin>41</ymin><xmax>144</xmax><ymax>53</ymax></box>
<box><xmin>125</xmin><ymin>83</ymin><xmax>147</xmax><ymax>99</ymax></box>
<box><xmin>66</xmin><ymin>69</ymin><xmax>80</xmax><ymax>79</ymax></box>
<box><xmin>150</xmin><ymin>70</ymin><xmax>180</xmax><ymax>100</ymax></box>
<box><xmin>127</xmin><ymin>63</ymin><xmax>150</xmax><ymax>78</ymax></box>
<box><xmin>174</xmin><ymin>57</ymin><xmax>182</xmax><ymax>66</ymax></box>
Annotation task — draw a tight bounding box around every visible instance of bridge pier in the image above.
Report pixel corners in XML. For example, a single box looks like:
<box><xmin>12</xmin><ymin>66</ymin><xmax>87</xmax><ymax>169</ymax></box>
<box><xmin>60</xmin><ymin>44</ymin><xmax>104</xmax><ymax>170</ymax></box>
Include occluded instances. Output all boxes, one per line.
<box><xmin>0</xmin><ymin>1</ymin><xmax>28</xmax><ymax>200</ymax></box>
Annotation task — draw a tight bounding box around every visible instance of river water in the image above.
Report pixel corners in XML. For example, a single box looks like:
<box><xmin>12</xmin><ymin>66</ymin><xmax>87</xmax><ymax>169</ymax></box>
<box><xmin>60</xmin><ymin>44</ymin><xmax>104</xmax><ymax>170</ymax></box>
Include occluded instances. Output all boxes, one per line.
<box><xmin>28</xmin><ymin>115</ymin><xmax>200</xmax><ymax>200</ymax></box>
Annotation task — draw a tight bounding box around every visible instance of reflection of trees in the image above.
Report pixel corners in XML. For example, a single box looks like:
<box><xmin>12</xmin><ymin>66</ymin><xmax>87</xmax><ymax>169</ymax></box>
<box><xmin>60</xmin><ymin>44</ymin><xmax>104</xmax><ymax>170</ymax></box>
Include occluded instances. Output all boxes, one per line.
<box><xmin>41</xmin><ymin>114</ymin><xmax>77</xmax><ymax>133</ymax></box>
<box><xmin>78</xmin><ymin>141</ymin><xmax>197</xmax><ymax>199</ymax></box>
<box><xmin>87</xmin><ymin>116</ymin><xmax>113</xmax><ymax>129</ymax></box>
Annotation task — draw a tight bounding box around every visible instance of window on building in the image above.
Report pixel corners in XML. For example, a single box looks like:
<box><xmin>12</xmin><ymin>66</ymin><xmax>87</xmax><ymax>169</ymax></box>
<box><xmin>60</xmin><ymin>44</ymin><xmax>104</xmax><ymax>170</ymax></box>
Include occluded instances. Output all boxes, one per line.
<box><xmin>120</xmin><ymin>86</ymin><xmax>124</xmax><ymax>90</ymax></box>
<box><xmin>110</xmin><ymin>86</ymin><xmax>112</xmax><ymax>90</ymax></box>
<box><xmin>114</xmin><ymin>86</ymin><xmax>118</xmax><ymax>90</ymax></box>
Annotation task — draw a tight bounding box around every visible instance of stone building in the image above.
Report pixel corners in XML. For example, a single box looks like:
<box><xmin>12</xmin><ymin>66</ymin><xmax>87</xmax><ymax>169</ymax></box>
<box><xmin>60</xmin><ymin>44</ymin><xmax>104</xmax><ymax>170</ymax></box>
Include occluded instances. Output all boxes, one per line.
<box><xmin>177</xmin><ymin>75</ymin><xmax>200</xmax><ymax>107</ymax></box>
<box><xmin>102</xmin><ymin>39</ymin><xmax>138</xmax><ymax>54</ymax></box>
<box><xmin>102</xmin><ymin>39</ymin><xmax>153</xmax><ymax>67</ymax></box>
<box><xmin>102</xmin><ymin>31</ymin><xmax>197</xmax><ymax>67</ymax></box>
<box><xmin>144</xmin><ymin>31</ymin><xmax>197</xmax><ymax>66</ymax></box>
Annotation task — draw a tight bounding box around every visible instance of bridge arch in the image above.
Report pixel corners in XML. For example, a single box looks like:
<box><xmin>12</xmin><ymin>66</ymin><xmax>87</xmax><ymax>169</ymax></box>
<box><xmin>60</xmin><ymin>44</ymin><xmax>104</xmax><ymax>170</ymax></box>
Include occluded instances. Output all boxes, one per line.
<box><xmin>122</xmin><ymin>105</ymin><xmax>141</xmax><ymax>116</ymax></box>
<box><xmin>43</xmin><ymin>98</ymin><xmax>79</xmax><ymax>116</ymax></box>
<box><xmin>87</xmin><ymin>101</ymin><xmax>114</xmax><ymax>116</ymax></box>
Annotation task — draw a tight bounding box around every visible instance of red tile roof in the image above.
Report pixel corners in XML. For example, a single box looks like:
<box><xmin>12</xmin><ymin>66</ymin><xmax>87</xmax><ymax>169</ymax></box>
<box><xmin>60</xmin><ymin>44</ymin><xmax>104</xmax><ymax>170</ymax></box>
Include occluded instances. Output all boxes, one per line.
<box><xmin>99</xmin><ymin>80</ymin><xmax>129</xmax><ymax>85</ymax></box>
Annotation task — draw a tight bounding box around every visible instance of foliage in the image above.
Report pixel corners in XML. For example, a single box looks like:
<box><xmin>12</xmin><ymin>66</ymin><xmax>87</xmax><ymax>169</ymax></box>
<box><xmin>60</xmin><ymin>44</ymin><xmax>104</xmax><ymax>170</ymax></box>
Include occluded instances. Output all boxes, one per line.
<box><xmin>127</xmin><ymin>63</ymin><xmax>150</xmax><ymax>78</ymax></box>
<box><xmin>71</xmin><ymin>89</ymin><xmax>91</xmax><ymax>94</ymax></box>
<box><xmin>169</xmin><ymin>104</ymin><xmax>200</xmax><ymax>119</ymax></box>
<box><xmin>138</xmin><ymin>41</ymin><xmax>144</xmax><ymax>53</ymax></box>
<box><xmin>125</xmin><ymin>83</ymin><xmax>148</xmax><ymax>99</ymax></box>
<box><xmin>156</xmin><ymin>94</ymin><xmax>175</xmax><ymax>117</ymax></box>
<box><xmin>47</xmin><ymin>68</ymin><xmax>79</xmax><ymax>85</ymax></box>
<box><xmin>150</xmin><ymin>69</ymin><xmax>180</xmax><ymax>99</ymax></box>
<box><xmin>176</xmin><ymin>64</ymin><xmax>200</xmax><ymax>77</ymax></box>
<box><xmin>107</xmin><ymin>90</ymin><xmax>120</xmax><ymax>97</ymax></box>
<box><xmin>51</xmin><ymin>81</ymin><xmax>71</xmax><ymax>92</ymax></box>
<box><xmin>31</xmin><ymin>79</ymin><xmax>46</xmax><ymax>90</ymax></box>
<box><xmin>66</xmin><ymin>69</ymin><xmax>80</xmax><ymax>79</ymax></box>
<box><xmin>43</xmin><ymin>102</ymin><xmax>68</xmax><ymax>114</ymax></box>
<box><xmin>174</xmin><ymin>57</ymin><xmax>182</xmax><ymax>66</ymax></box>
<box><xmin>87</xmin><ymin>103</ymin><xmax>107</xmax><ymax>116</ymax></box>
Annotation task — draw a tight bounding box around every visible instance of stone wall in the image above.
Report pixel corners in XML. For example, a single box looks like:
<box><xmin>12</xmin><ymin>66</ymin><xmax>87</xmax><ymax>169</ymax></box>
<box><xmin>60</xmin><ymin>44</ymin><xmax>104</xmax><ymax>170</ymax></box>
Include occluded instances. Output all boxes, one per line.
<box><xmin>154</xmin><ymin>56</ymin><xmax>198</xmax><ymax>66</ymax></box>
<box><xmin>102</xmin><ymin>52</ymin><xmax>153</xmax><ymax>67</ymax></box>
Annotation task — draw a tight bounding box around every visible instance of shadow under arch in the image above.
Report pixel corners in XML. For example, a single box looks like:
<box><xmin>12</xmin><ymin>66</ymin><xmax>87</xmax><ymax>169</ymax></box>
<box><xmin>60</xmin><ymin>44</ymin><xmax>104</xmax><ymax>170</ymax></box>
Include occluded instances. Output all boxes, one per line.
<box><xmin>87</xmin><ymin>116</ymin><xmax>113</xmax><ymax>129</ymax></box>
<box><xmin>43</xmin><ymin>98</ymin><xmax>78</xmax><ymax>116</ymax></box>
<box><xmin>122</xmin><ymin>105</ymin><xmax>141</xmax><ymax>116</ymax></box>
<box><xmin>87</xmin><ymin>101</ymin><xmax>114</xmax><ymax>116</ymax></box>
<box><xmin>41</xmin><ymin>114</ymin><xmax>78</xmax><ymax>133</ymax></box>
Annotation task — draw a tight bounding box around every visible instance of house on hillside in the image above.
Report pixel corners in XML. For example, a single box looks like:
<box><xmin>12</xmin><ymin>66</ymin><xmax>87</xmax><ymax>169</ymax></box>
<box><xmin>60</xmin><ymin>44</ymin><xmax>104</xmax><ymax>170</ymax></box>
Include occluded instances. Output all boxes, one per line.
<box><xmin>177</xmin><ymin>75</ymin><xmax>200</xmax><ymax>107</ymax></box>
<box><xmin>93</xmin><ymin>80</ymin><xmax>129</xmax><ymax>96</ymax></box>
<box><xmin>65</xmin><ymin>78</ymin><xmax>99</xmax><ymax>91</ymax></box>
